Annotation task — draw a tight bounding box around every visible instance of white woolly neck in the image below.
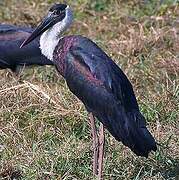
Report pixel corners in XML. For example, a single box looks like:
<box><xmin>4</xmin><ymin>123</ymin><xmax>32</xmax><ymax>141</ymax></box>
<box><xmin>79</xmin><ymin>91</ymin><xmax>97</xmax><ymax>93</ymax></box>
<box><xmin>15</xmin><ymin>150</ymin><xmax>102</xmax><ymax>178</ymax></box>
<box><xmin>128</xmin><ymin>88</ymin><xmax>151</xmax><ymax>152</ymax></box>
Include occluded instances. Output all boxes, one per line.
<box><xmin>40</xmin><ymin>6</ymin><xmax>73</xmax><ymax>61</ymax></box>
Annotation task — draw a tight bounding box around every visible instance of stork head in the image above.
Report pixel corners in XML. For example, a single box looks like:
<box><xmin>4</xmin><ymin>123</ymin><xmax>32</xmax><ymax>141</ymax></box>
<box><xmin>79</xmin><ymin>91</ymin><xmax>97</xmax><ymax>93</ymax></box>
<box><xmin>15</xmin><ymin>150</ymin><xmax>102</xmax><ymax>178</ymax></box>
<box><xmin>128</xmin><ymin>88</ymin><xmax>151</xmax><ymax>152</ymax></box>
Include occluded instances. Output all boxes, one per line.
<box><xmin>20</xmin><ymin>3</ymin><xmax>73</xmax><ymax>48</ymax></box>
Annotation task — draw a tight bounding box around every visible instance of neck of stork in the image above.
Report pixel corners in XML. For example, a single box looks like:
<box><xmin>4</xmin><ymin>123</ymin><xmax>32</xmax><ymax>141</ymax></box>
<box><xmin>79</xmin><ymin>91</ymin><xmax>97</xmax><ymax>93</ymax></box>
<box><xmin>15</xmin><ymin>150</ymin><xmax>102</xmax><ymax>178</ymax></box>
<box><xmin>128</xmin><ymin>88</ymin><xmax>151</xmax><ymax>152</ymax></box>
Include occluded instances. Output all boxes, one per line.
<box><xmin>40</xmin><ymin>6</ymin><xmax>73</xmax><ymax>61</ymax></box>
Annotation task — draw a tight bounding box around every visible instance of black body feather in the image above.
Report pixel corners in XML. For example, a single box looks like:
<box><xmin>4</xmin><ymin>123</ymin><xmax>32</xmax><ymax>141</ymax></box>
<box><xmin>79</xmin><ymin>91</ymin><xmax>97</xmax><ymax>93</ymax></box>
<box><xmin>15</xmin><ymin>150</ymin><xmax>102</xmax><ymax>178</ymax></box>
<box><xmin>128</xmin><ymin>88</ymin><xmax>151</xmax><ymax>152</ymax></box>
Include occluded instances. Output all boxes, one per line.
<box><xmin>53</xmin><ymin>35</ymin><xmax>157</xmax><ymax>157</ymax></box>
<box><xmin>0</xmin><ymin>24</ymin><xmax>53</xmax><ymax>72</ymax></box>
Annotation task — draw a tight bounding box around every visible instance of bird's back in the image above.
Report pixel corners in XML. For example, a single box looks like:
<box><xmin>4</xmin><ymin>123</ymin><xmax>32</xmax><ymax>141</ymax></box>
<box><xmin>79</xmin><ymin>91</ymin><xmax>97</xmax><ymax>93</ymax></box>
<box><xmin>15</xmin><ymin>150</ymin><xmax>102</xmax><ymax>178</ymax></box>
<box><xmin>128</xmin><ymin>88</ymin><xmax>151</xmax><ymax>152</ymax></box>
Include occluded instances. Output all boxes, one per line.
<box><xmin>53</xmin><ymin>35</ymin><xmax>157</xmax><ymax>157</ymax></box>
<box><xmin>0</xmin><ymin>24</ymin><xmax>53</xmax><ymax>71</ymax></box>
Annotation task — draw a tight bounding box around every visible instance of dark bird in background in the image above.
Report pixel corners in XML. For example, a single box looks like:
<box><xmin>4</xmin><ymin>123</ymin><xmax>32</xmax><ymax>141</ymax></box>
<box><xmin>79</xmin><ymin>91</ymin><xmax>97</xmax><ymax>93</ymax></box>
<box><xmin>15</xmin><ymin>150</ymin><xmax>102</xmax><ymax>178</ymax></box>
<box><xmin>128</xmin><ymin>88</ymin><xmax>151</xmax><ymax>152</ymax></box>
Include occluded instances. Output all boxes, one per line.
<box><xmin>0</xmin><ymin>24</ymin><xmax>53</xmax><ymax>73</ymax></box>
<box><xmin>20</xmin><ymin>4</ymin><xmax>157</xmax><ymax>179</ymax></box>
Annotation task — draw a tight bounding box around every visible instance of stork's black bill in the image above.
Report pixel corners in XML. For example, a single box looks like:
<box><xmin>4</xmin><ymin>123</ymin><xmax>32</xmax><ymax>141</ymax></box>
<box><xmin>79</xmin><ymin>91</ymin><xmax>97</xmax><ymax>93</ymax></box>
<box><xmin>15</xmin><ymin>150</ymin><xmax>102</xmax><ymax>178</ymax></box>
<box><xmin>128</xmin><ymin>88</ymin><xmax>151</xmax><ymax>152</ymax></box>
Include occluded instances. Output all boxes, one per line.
<box><xmin>20</xmin><ymin>3</ymin><xmax>67</xmax><ymax>48</ymax></box>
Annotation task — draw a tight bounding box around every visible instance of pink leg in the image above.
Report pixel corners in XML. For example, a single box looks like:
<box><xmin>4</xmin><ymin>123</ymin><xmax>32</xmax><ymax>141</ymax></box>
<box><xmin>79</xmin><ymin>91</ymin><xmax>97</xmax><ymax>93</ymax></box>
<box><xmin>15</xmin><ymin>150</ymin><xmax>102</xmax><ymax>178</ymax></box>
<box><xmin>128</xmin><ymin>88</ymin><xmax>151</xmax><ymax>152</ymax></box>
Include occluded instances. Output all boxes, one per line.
<box><xmin>89</xmin><ymin>113</ymin><xmax>98</xmax><ymax>176</ymax></box>
<box><xmin>98</xmin><ymin>123</ymin><xmax>105</xmax><ymax>180</ymax></box>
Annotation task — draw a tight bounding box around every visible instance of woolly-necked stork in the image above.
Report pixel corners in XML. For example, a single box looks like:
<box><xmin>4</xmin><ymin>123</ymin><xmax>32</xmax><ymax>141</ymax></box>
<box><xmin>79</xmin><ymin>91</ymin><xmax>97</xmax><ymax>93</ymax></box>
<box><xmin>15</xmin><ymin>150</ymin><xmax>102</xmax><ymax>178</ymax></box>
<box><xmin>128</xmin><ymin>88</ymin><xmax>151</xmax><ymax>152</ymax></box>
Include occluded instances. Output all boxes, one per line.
<box><xmin>20</xmin><ymin>3</ymin><xmax>157</xmax><ymax>179</ymax></box>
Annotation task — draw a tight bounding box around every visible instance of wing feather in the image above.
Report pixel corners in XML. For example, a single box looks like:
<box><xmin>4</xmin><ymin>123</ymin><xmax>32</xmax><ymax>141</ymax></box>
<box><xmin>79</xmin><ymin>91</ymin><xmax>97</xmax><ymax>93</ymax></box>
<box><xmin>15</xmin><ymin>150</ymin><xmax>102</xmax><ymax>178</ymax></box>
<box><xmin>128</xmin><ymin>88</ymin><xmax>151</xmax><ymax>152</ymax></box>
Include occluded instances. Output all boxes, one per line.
<box><xmin>70</xmin><ymin>46</ymin><xmax>139</xmax><ymax>112</ymax></box>
<box><xmin>65</xmin><ymin>39</ymin><xmax>156</xmax><ymax>157</ymax></box>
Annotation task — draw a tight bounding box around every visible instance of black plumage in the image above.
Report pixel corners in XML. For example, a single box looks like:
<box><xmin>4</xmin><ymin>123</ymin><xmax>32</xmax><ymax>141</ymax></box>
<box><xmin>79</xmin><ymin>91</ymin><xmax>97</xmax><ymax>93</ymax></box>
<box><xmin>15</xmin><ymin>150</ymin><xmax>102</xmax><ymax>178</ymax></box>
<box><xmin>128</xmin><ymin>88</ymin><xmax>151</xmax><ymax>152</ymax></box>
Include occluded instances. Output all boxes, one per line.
<box><xmin>0</xmin><ymin>24</ymin><xmax>53</xmax><ymax>72</ymax></box>
<box><xmin>53</xmin><ymin>35</ymin><xmax>157</xmax><ymax>157</ymax></box>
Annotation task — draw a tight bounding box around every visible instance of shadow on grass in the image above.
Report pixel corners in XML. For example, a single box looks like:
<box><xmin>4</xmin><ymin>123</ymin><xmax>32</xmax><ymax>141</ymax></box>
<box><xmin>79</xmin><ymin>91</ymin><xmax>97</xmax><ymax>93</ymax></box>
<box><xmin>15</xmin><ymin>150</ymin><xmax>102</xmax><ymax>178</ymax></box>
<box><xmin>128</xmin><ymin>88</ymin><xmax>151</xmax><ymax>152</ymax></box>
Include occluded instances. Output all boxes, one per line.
<box><xmin>160</xmin><ymin>158</ymin><xmax>179</xmax><ymax>180</ymax></box>
<box><xmin>132</xmin><ymin>153</ymin><xmax>179</xmax><ymax>179</ymax></box>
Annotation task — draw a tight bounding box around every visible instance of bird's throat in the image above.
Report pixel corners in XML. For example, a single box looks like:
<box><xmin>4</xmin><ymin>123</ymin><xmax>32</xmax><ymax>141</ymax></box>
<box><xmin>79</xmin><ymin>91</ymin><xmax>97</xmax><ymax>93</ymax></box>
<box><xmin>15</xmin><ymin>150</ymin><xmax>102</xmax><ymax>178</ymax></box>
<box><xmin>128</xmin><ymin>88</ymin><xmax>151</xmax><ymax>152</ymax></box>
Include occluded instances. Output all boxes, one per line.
<box><xmin>40</xmin><ymin>30</ymin><xmax>59</xmax><ymax>61</ymax></box>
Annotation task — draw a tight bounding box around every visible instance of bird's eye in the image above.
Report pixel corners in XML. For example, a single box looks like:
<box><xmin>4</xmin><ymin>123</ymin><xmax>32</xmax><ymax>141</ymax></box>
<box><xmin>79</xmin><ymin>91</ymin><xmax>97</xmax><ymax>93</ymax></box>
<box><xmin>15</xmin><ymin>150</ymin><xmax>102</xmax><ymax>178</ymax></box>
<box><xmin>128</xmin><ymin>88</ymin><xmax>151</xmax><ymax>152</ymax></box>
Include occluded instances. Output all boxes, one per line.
<box><xmin>53</xmin><ymin>10</ymin><xmax>61</xmax><ymax>15</ymax></box>
<box><xmin>53</xmin><ymin>10</ymin><xmax>57</xmax><ymax>14</ymax></box>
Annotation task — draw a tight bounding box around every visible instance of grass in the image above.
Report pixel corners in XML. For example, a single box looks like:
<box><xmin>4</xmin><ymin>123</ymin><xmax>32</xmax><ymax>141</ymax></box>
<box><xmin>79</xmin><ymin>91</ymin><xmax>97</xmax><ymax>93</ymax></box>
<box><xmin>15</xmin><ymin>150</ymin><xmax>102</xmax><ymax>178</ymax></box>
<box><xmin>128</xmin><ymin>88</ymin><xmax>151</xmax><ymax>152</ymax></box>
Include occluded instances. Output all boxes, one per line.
<box><xmin>0</xmin><ymin>0</ymin><xmax>179</xmax><ymax>179</ymax></box>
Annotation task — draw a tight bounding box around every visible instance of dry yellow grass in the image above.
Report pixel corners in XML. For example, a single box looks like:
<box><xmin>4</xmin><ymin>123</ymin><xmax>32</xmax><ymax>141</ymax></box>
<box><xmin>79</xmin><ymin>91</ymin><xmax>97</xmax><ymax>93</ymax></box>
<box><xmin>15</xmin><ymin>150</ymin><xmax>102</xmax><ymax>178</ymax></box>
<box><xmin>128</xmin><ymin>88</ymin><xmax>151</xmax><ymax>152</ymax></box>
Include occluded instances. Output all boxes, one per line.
<box><xmin>0</xmin><ymin>0</ymin><xmax>179</xmax><ymax>179</ymax></box>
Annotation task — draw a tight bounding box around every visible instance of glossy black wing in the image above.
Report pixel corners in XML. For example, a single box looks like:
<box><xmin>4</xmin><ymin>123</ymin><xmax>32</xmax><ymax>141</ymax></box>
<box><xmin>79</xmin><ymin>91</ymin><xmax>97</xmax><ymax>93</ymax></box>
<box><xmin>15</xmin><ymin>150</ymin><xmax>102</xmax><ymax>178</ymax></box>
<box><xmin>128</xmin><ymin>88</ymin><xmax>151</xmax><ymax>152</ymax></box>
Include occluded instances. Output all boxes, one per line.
<box><xmin>0</xmin><ymin>24</ymin><xmax>33</xmax><ymax>34</ymax></box>
<box><xmin>66</xmin><ymin>37</ymin><xmax>156</xmax><ymax>157</ymax></box>
<box><xmin>0</xmin><ymin>24</ymin><xmax>53</xmax><ymax>71</ymax></box>
<box><xmin>70</xmin><ymin>45</ymin><xmax>139</xmax><ymax>113</ymax></box>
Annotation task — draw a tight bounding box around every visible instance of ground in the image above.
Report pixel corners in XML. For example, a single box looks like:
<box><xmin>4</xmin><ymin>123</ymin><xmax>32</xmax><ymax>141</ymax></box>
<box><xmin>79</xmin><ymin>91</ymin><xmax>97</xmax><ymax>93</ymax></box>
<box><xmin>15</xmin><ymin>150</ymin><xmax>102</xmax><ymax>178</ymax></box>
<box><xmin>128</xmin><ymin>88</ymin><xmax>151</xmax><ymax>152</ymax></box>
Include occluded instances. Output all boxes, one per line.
<box><xmin>0</xmin><ymin>0</ymin><xmax>178</xmax><ymax>179</ymax></box>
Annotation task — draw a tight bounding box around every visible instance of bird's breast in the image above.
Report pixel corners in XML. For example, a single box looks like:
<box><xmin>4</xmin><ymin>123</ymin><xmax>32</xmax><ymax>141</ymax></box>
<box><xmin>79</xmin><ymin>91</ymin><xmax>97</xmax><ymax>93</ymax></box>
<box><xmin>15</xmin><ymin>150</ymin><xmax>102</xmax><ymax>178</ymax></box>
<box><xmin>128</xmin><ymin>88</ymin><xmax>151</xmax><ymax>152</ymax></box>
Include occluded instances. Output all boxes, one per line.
<box><xmin>53</xmin><ymin>36</ymin><xmax>77</xmax><ymax>76</ymax></box>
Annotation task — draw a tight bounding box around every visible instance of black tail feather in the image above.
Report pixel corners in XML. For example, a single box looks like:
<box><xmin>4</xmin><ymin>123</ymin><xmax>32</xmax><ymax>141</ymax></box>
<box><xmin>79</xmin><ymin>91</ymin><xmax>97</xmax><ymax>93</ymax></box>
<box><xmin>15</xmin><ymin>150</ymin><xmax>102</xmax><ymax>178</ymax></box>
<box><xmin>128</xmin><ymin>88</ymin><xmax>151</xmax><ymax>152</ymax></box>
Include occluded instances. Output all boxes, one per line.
<box><xmin>124</xmin><ymin>111</ymin><xmax>157</xmax><ymax>157</ymax></box>
<box><xmin>98</xmin><ymin>108</ymin><xmax>157</xmax><ymax>158</ymax></box>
